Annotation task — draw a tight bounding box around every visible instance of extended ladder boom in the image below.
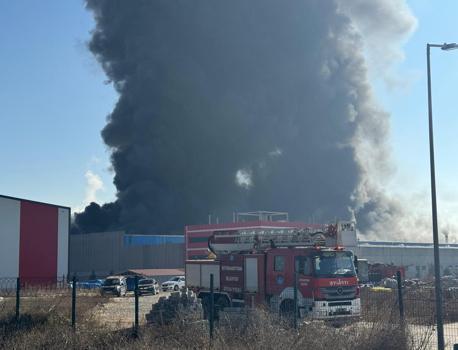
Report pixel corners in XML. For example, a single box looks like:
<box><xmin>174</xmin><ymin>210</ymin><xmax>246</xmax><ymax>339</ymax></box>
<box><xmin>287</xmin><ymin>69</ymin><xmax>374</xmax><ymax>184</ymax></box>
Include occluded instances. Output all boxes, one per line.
<box><xmin>208</xmin><ymin>226</ymin><xmax>337</xmax><ymax>254</ymax></box>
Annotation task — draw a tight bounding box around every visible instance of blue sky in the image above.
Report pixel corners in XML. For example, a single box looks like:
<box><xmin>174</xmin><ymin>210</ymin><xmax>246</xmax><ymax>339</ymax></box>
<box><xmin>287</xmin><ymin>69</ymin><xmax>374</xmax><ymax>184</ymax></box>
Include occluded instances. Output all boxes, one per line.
<box><xmin>380</xmin><ymin>1</ymin><xmax>458</xmax><ymax>188</ymax></box>
<box><xmin>0</xmin><ymin>1</ymin><xmax>117</xmax><ymax>210</ymax></box>
<box><xmin>373</xmin><ymin>0</ymin><xmax>458</xmax><ymax>234</ymax></box>
<box><xmin>0</xmin><ymin>1</ymin><xmax>457</xmax><ymax>235</ymax></box>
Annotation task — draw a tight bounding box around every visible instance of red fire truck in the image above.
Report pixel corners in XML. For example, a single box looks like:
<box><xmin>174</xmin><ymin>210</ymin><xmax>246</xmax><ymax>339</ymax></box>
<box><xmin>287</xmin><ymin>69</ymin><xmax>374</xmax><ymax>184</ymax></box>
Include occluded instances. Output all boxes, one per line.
<box><xmin>186</xmin><ymin>222</ymin><xmax>361</xmax><ymax>319</ymax></box>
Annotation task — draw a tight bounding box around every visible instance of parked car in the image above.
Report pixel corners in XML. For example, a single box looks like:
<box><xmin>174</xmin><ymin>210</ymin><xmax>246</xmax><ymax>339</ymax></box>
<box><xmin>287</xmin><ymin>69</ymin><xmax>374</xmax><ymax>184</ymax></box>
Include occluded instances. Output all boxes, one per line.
<box><xmin>138</xmin><ymin>278</ymin><xmax>159</xmax><ymax>295</ymax></box>
<box><xmin>100</xmin><ymin>276</ymin><xmax>127</xmax><ymax>297</ymax></box>
<box><xmin>80</xmin><ymin>279</ymin><xmax>104</xmax><ymax>289</ymax></box>
<box><xmin>161</xmin><ymin>276</ymin><xmax>185</xmax><ymax>291</ymax></box>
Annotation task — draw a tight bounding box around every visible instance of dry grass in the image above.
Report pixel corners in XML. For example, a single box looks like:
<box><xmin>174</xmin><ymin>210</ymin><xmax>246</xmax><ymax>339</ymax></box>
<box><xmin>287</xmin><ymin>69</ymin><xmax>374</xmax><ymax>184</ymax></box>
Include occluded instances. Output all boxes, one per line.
<box><xmin>210</xmin><ymin>308</ymin><xmax>412</xmax><ymax>350</ymax></box>
<box><xmin>0</xmin><ymin>294</ymin><xmax>430</xmax><ymax>350</ymax></box>
<box><xmin>0</xmin><ymin>294</ymin><xmax>110</xmax><ymax>349</ymax></box>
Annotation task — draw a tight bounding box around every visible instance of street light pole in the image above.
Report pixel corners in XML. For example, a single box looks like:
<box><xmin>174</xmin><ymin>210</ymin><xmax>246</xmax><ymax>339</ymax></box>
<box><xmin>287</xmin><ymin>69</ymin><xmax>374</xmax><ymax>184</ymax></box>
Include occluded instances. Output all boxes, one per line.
<box><xmin>427</xmin><ymin>42</ymin><xmax>444</xmax><ymax>350</ymax></box>
<box><xmin>426</xmin><ymin>42</ymin><xmax>457</xmax><ymax>350</ymax></box>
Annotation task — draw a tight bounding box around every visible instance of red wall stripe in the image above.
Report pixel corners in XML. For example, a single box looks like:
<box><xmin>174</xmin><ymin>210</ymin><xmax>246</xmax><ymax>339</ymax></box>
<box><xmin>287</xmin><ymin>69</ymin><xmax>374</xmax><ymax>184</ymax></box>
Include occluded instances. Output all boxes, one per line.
<box><xmin>19</xmin><ymin>201</ymin><xmax>58</xmax><ymax>283</ymax></box>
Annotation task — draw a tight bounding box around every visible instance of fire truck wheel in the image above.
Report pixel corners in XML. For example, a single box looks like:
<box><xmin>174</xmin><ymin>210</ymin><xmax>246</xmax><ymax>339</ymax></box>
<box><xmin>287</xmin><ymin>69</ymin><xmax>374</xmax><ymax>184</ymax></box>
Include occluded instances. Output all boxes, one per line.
<box><xmin>279</xmin><ymin>299</ymin><xmax>295</xmax><ymax>320</ymax></box>
<box><xmin>216</xmin><ymin>296</ymin><xmax>230</xmax><ymax>310</ymax></box>
<box><xmin>201</xmin><ymin>296</ymin><xmax>210</xmax><ymax>319</ymax></box>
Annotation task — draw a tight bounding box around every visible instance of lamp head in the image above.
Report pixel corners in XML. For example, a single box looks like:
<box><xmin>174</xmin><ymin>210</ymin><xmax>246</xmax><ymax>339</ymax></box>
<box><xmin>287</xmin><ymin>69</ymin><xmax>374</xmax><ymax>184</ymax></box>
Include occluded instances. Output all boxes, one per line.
<box><xmin>441</xmin><ymin>43</ymin><xmax>458</xmax><ymax>51</ymax></box>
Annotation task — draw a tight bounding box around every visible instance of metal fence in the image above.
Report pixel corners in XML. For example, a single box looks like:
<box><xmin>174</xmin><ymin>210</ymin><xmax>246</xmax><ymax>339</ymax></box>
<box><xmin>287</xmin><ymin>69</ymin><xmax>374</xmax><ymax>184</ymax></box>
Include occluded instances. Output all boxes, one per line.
<box><xmin>0</xmin><ymin>276</ymin><xmax>154</xmax><ymax>333</ymax></box>
<box><xmin>359</xmin><ymin>280</ymin><xmax>458</xmax><ymax>349</ymax></box>
<box><xmin>1</xmin><ymin>275</ymin><xmax>458</xmax><ymax>349</ymax></box>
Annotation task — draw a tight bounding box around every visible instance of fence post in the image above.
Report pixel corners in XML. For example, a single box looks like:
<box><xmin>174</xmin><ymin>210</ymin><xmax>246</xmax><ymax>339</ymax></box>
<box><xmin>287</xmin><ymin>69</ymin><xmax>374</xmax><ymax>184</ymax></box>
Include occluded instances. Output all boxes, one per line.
<box><xmin>293</xmin><ymin>271</ymin><xmax>298</xmax><ymax>329</ymax></box>
<box><xmin>134</xmin><ymin>276</ymin><xmax>139</xmax><ymax>336</ymax></box>
<box><xmin>15</xmin><ymin>277</ymin><xmax>20</xmax><ymax>320</ymax></box>
<box><xmin>396</xmin><ymin>271</ymin><xmax>404</xmax><ymax>322</ymax></box>
<box><xmin>209</xmin><ymin>273</ymin><xmax>214</xmax><ymax>340</ymax></box>
<box><xmin>71</xmin><ymin>276</ymin><xmax>76</xmax><ymax>329</ymax></box>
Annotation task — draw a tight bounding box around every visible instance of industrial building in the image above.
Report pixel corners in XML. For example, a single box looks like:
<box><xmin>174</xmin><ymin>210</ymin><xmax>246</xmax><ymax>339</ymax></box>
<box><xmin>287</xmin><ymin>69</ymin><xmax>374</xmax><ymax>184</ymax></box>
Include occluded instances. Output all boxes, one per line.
<box><xmin>2</xmin><ymin>193</ymin><xmax>451</xmax><ymax>282</ymax></box>
<box><xmin>68</xmin><ymin>211</ymin><xmax>458</xmax><ymax>281</ymax></box>
<box><xmin>354</xmin><ymin>241</ymin><xmax>458</xmax><ymax>280</ymax></box>
<box><xmin>0</xmin><ymin>194</ymin><xmax>70</xmax><ymax>282</ymax></box>
<box><xmin>69</xmin><ymin>231</ymin><xmax>458</xmax><ymax>281</ymax></box>
<box><xmin>69</xmin><ymin>231</ymin><xmax>184</xmax><ymax>278</ymax></box>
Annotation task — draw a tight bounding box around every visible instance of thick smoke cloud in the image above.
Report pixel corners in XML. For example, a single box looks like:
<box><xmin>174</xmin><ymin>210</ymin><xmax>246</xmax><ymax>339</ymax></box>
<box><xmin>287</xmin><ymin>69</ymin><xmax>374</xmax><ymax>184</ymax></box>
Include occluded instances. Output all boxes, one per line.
<box><xmin>73</xmin><ymin>0</ymin><xmax>415</xmax><ymax>236</ymax></box>
<box><xmin>337</xmin><ymin>0</ymin><xmax>416</xmax><ymax>85</ymax></box>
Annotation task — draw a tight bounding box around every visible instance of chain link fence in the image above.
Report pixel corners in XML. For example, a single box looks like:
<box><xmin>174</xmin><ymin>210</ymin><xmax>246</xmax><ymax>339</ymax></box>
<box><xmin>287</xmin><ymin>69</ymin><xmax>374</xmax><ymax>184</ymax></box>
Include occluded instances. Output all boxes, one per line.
<box><xmin>1</xmin><ymin>275</ymin><xmax>458</xmax><ymax>349</ymax></box>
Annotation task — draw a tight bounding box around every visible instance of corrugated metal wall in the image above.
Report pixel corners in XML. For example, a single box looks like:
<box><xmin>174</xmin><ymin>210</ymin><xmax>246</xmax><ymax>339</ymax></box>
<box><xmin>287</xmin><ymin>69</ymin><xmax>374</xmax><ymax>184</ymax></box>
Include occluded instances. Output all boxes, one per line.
<box><xmin>69</xmin><ymin>231</ymin><xmax>185</xmax><ymax>277</ymax></box>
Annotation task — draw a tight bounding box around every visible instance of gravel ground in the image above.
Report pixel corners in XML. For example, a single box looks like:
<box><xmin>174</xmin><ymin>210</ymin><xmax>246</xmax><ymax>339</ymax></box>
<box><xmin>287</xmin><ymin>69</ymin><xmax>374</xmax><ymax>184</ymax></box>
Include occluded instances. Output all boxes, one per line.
<box><xmin>92</xmin><ymin>291</ymin><xmax>170</xmax><ymax>330</ymax></box>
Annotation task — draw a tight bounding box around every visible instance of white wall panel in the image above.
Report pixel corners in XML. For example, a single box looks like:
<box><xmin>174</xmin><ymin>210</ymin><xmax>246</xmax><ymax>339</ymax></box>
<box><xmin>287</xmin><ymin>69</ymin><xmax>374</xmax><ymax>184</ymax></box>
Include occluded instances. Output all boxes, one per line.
<box><xmin>185</xmin><ymin>263</ymin><xmax>201</xmax><ymax>288</ymax></box>
<box><xmin>0</xmin><ymin>197</ymin><xmax>20</xmax><ymax>277</ymax></box>
<box><xmin>201</xmin><ymin>264</ymin><xmax>220</xmax><ymax>288</ymax></box>
<box><xmin>57</xmin><ymin>208</ymin><xmax>69</xmax><ymax>277</ymax></box>
<box><xmin>245</xmin><ymin>258</ymin><xmax>258</xmax><ymax>292</ymax></box>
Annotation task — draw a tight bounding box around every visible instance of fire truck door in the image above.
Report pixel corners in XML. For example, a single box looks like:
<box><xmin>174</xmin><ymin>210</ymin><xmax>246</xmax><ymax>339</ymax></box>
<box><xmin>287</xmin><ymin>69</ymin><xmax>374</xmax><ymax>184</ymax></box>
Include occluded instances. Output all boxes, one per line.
<box><xmin>265</xmin><ymin>254</ymin><xmax>288</xmax><ymax>295</ymax></box>
<box><xmin>295</xmin><ymin>256</ymin><xmax>313</xmax><ymax>298</ymax></box>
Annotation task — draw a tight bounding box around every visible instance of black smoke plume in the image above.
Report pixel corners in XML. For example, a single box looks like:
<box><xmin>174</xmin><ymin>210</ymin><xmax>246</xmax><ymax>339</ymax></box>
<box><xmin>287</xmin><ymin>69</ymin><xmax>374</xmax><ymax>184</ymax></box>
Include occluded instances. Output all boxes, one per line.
<box><xmin>73</xmin><ymin>0</ymin><xmax>415</xmax><ymax>235</ymax></box>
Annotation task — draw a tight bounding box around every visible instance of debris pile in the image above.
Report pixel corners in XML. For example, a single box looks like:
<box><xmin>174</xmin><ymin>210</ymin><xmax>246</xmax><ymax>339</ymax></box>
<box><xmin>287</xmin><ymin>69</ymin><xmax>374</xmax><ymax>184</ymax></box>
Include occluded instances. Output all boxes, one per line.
<box><xmin>146</xmin><ymin>289</ymin><xmax>201</xmax><ymax>325</ymax></box>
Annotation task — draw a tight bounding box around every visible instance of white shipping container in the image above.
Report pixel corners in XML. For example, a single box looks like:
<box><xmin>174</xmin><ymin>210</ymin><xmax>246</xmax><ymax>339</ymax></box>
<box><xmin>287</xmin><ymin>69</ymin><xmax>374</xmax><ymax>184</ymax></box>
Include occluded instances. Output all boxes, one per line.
<box><xmin>186</xmin><ymin>262</ymin><xmax>220</xmax><ymax>290</ymax></box>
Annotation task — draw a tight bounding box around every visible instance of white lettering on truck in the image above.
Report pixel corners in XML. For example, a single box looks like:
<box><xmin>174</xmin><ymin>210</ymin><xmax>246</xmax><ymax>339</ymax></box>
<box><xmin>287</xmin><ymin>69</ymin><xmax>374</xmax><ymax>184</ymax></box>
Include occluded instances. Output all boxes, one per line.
<box><xmin>225</xmin><ymin>276</ymin><xmax>239</xmax><ymax>282</ymax></box>
<box><xmin>222</xmin><ymin>266</ymin><xmax>243</xmax><ymax>271</ymax></box>
<box><xmin>329</xmin><ymin>279</ymin><xmax>349</xmax><ymax>286</ymax></box>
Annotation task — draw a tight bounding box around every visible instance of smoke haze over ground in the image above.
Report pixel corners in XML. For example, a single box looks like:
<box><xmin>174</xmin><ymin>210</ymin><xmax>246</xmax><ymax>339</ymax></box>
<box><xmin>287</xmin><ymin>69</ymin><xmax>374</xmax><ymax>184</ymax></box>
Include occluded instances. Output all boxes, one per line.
<box><xmin>73</xmin><ymin>0</ymin><xmax>419</xmax><ymax>238</ymax></box>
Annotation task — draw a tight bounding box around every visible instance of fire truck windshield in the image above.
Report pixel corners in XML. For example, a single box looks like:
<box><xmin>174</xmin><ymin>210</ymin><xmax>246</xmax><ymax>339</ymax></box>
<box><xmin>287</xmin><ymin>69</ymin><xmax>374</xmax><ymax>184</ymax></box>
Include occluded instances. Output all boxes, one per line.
<box><xmin>313</xmin><ymin>251</ymin><xmax>356</xmax><ymax>278</ymax></box>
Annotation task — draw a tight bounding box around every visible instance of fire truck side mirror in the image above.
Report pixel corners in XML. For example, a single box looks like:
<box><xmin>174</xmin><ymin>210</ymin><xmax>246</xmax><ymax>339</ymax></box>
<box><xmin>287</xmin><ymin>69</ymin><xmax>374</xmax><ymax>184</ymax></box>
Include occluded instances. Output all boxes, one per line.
<box><xmin>354</xmin><ymin>255</ymin><xmax>359</xmax><ymax>273</ymax></box>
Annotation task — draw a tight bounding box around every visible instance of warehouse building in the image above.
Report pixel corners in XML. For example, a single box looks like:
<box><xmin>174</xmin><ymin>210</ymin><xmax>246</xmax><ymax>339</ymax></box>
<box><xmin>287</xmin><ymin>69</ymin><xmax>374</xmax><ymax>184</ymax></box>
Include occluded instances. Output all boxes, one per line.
<box><xmin>354</xmin><ymin>241</ymin><xmax>458</xmax><ymax>280</ymax></box>
<box><xmin>69</xmin><ymin>231</ymin><xmax>184</xmax><ymax>278</ymax></box>
<box><xmin>0</xmin><ymin>194</ymin><xmax>70</xmax><ymax>282</ymax></box>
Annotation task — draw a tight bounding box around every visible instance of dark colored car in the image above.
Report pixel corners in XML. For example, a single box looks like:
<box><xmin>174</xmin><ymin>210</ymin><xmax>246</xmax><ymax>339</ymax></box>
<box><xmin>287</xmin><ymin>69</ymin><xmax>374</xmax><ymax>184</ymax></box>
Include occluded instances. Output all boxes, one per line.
<box><xmin>138</xmin><ymin>278</ymin><xmax>159</xmax><ymax>295</ymax></box>
<box><xmin>100</xmin><ymin>276</ymin><xmax>127</xmax><ymax>297</ymax></box>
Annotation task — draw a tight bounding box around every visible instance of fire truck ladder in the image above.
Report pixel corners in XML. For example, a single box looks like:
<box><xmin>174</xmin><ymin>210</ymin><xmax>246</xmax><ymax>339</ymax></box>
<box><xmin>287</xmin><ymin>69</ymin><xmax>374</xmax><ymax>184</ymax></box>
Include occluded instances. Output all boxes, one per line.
<box><xmin>208</xmin><ymin>228</ymin><xmax>328</xmax><ymax>254</ymax></box>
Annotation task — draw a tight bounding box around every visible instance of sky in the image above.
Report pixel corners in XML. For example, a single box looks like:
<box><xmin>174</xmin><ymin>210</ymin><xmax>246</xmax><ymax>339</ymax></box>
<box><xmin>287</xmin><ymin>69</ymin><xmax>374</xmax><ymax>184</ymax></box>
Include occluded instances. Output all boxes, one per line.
<box><xmin>0</xmin><ymin>1</ymin><xmax>457</xmax><ymax>240</ymax></box>
<box><xmin>0</xmin><ymin>1</ymin><xmax>117</xmax><ymax>210</ymax></box>
<box><xmin>372</xmin><ymin>0</ymin><xmax>458</xmax><ymax>239</ymax></box>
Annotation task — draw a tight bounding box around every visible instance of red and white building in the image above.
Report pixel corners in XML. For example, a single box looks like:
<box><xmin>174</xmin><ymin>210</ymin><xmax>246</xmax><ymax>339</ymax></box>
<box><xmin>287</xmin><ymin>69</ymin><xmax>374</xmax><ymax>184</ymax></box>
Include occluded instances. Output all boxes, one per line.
<box><xmin>0</xmin><ymin>195</ymin><xmax>70</xmax><ymax>282</ymax></box>
<box><xmin>185</xmin><ymin>211</ymin><xmax>324</xmax><ymax>260</ymax></box>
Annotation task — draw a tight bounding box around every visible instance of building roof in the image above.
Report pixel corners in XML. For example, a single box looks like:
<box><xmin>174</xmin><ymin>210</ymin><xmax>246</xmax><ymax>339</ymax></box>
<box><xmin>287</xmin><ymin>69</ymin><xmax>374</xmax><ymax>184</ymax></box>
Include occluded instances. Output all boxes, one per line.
<box><xmin>0</xmin><ymin>194</ymin><xmax>71</xmax><ymax>210</ymax></box>
<box><xmin>359</xmin><ymin>240</ymin><xmax>458</xmax><ymax>249</ymax></box>
<box><xmin>119</xmin><ymin>268</ymin><xmax>184</xmax><ymax>277</ymax></box>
